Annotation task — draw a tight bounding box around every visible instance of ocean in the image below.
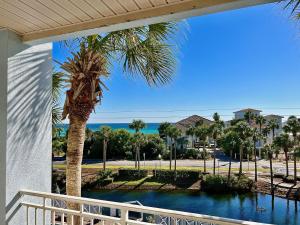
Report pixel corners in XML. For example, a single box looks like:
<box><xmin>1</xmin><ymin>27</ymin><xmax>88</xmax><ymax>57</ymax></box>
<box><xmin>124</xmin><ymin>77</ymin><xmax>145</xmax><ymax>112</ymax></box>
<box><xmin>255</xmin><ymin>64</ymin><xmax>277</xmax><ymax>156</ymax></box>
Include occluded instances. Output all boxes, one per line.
<box><xmin>56</xmin><ymin>123</ymin><xmax>160</xmax><ymax>136</ymax></box>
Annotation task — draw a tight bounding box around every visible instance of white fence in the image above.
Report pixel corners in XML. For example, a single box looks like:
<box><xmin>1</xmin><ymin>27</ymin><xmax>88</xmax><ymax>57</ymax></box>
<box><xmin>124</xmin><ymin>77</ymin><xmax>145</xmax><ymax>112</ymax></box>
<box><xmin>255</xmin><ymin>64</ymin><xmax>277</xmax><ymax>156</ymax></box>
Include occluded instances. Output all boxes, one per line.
<box><xmin>19</xmin><ymin>190</ymin><xmax>271</xmax><ymax>225</ymax></box>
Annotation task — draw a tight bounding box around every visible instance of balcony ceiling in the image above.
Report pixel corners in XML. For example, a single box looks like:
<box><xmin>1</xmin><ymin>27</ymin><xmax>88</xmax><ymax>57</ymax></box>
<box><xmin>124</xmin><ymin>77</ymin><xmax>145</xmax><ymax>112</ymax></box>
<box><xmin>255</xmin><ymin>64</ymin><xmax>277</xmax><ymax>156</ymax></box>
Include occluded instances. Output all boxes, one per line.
<box><xmin>0</xmin><ymin>0</ymin><xmax>275</xmax><ymax>44</ymax></box>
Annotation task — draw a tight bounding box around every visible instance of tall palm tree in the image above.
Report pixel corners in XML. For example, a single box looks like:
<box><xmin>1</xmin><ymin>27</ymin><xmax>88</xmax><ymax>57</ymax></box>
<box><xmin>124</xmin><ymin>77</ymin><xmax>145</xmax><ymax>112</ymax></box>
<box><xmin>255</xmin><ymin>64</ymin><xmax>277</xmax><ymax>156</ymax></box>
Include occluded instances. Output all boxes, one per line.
<box><xmin>274</xmin><ymin>133</ymin><xmax>293</xmax><ymax>177</ymax></box>
<box><xmin>255</xmin><ymin>115</ymin><xmax>266</xmax><ymax>158</ymax></box>
<box><xmin>129</xmin><ymin>119</ymin><xmax>146</xmax><ymax>133</ymax></box>
<box><xmin>251</xmin><ymin>127</ymin><xmax>261</xmax><ymax>182</ymax></box>
<box><xmin>158</xmin><ymin>122</ymin><xmax>172</xmax><ymax>155</ymax></box>
<box><xmin>99</xmin><ymin>126</ymin><xmax>112</xmax><ymax>171</ymax></box>
<box><xmin>52</xmin><ymin>71</ymin><xmax>64</xmax><ymax>131</ymax></box>
<box><xmin>244</xmin><ymin>111</ymin><xmax>254</xmax><ymax>124</ymax></box>
<box><xmin>263</xmin><ymin>144</ymin><xmax>275</xmax><ymax>196</ymax></box>
<box><xmin>186</xmin><ymin>126</ymin><xmax>196</xmax><ymax>147</ymax></box>
<box><xmin>129</xmin><ymin>119</ymin><xmax>146</xmax><ymax>168</ymax></box>
<box><xmin>219</xmin><ymin>130</ymin><xmax>240</xmax><ymax>182</ymax></box>
<box><xmin>60</xmin><ymin>22</ymin><xmax>178</xmax><ymax>206</ymax></box>
<box><xmin>195</xmin><ymin>125</ymin><xmax>210</xmax><ymax>173</ymax></box>
<box><xmin>232</xmin><ymin>121</ymin><xmax>251</xmax><ymax>177</ymax></box>
<box><xmin>165</xmin><ymin>125</ymin><xmax>181</xmax><ymax>171</ymax></box>
<box><xmin>209</xmin><ymin>112</ymin><xmax>224</xmax><ymax>175</ymax></box>
<box><xmin>132</xmin><ymin>132</ymin><xmax>145</xmax><ymax>171</ymax></box>
<box><xmin>283</xmin><ymin>116</ymin><xmax>300</xmax><ymax>184</ymax></box>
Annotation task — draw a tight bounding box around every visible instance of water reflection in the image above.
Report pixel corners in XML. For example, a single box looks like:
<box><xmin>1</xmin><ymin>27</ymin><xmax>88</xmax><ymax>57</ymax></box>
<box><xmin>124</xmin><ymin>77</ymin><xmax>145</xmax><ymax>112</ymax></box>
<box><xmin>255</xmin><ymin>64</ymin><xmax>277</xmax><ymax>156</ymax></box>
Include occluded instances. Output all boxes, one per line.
<box><xmin>83</xmin><ymin>190</ymin><xmax>300</xmax><ymax>225</ymax></box>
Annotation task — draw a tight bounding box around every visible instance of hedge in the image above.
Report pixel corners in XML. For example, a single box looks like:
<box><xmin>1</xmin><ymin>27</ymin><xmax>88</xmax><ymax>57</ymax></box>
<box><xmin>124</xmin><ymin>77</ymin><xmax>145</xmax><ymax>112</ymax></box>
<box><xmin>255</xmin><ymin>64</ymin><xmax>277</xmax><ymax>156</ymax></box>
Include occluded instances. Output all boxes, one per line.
<box><xmin>153</xmin><ymin>170</ymin><xmax>200</xmax><ymax>181</ymax></box>
<box><xmin>118</xmin><ymin>169</ymin><xmax>148</xmax><ymax>179</ymax></box>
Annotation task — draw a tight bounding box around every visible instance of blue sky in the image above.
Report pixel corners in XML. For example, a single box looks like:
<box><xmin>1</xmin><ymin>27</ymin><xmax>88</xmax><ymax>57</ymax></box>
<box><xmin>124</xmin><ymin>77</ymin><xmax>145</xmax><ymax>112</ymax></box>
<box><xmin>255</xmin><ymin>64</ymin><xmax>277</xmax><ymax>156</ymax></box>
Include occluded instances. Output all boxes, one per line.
<box><xmin>53</xmin><ymin>3</ymin><xmax>300</xmax><ymax>123</ymax></box>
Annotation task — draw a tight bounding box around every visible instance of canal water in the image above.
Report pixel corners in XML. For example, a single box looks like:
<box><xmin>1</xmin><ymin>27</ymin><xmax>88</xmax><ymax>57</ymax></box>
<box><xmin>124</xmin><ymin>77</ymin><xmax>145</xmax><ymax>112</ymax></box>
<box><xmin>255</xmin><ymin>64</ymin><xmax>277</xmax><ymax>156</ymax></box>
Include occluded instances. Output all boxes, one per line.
<box><xmin>83</xmin><ymin>190</ymin><xmax>299</xmax><ymax>225</ymax></box>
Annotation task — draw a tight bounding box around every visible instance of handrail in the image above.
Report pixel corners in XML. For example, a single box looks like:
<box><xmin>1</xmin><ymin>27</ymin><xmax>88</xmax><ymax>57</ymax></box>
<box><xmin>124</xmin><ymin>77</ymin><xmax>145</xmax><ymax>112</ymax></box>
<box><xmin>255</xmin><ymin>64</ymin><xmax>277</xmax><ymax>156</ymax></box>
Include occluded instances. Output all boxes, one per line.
<box><xmin>19</xmin><ymin>189</ymin><xmax>272</xmax><ymax>225</ymax></box>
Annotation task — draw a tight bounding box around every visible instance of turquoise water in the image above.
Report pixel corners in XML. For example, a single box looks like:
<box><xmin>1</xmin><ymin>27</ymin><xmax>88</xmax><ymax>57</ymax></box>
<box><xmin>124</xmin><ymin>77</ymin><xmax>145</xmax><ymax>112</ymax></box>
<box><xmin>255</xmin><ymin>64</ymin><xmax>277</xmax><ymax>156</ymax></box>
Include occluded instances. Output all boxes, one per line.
<box><xmin>83</xmin><ymin>190</ymin><xmax>300</xmax><ymax>225</ymax></box>
<box><xmin>57</xmin><ymin>123</ymin><xmax>160</xmax><ymax>136</ymax></box>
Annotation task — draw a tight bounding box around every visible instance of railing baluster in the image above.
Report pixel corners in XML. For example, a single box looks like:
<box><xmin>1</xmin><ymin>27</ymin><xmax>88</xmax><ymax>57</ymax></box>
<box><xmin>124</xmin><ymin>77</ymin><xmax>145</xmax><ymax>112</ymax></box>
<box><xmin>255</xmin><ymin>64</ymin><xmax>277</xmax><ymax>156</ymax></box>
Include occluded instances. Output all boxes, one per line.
<box><xmin>90</xmin><ymin>218</ymin><xmax>94</xmax><ymax>225</ymax></box>
<box><xmin>43</xmin><ymin>197</ymin><xmax>46</xmax><ymax>225</ymax></box>
<box><xmin>120</xmin><ymin>208</ymin><xmax>128</xmax><ymax>225</ymax></box>
<box><xmin>80</xmin><ymin>204</ymin><xmax>84</xmax><ymax>225</ymax></box>
<box><xmin>61</xmin><ymin>213</ymin><xmax>64</xmax><ymax>225</ymax></box>
<box><xmin>70</xmin><ymin>215</ymin><xmax>74</xmax><ymax>225</ymax></box>
<box><xmin>52</xmin><ymin>211</ymin><xmax>56</xmax><ymax>225</ymax></box>
<box><xmin>26</xmin><ymin>206</ymin><xmax>29</xmax><ymax>225</ymax></box>
<box><xmin>35</xmin><ymin>208</ymin><xmax>37</xmax><ymax>225</ymax></box>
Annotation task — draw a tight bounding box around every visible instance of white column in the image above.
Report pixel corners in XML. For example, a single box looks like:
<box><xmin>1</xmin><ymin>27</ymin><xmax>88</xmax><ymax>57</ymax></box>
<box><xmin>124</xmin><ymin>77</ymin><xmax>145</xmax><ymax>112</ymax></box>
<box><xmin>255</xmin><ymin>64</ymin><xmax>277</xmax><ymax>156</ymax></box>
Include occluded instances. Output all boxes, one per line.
<box><xmin>0</xmin><ymin>29</ymin><xmax>52</xmax><ymax>225</ymax></box>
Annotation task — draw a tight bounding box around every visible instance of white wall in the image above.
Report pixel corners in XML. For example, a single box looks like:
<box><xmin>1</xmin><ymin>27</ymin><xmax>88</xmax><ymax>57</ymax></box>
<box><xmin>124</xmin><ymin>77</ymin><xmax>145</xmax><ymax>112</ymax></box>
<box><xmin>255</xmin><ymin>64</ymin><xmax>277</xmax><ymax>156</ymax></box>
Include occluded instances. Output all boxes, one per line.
<box><xmin>0</xmin><ymin>29</ymin><xmax>52</xmax><ymax>225</ymax></box>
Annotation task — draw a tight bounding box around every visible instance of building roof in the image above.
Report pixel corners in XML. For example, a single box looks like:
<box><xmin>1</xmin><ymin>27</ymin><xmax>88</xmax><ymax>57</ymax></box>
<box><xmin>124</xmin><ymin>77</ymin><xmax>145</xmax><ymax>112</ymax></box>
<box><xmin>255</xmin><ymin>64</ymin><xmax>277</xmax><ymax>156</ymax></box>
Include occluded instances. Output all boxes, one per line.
<box><xmin>233</xmin><ymin>108</ymin><xmax>262</xmax><ymax>113</ymax></box>
<box><xmin>175</xmin><ymin>115</ymin><xmax>213</xmax><ymax>131</ymax></box>
<box><xmin>0</xmin><ymin>0</ymin><xmax>274</xmax><ymax>44</ymax></box>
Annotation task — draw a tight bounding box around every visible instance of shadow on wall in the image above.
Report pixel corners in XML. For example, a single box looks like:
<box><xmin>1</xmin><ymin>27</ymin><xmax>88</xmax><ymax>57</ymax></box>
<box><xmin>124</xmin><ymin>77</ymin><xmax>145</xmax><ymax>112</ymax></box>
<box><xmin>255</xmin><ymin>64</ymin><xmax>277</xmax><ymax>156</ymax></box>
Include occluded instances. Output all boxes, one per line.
<box><xmin>5</xmin><ymin>39</ymin><xmax>52</xmax><ymax>225</ymax></box>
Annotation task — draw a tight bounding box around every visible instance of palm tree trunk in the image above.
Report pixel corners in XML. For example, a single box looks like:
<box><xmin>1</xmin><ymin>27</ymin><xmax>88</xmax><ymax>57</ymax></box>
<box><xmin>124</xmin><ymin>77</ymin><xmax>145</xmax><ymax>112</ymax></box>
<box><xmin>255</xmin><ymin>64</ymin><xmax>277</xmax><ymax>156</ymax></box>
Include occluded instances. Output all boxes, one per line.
<box><xmin>213</xmin><ymin>140</ymin><xmax>216</xmax><ymax>175</ymax></box>
<box><xmin>269</xmin><ymin>152</ymin><xmax>274</xmax><ymax>195</ymax></box>
<box><xmin>103</xmin><ymin>139</ymin><xmax>107</xmax><ymax>171</ymax></box>
<box><xmin>203</xmin><ymin>144</ymin><xmax>206</xmax><ymax>173</ymax></box>
<box><xmin>174</xmin><ymin>142</ymin><xmax>177</xmax><ymax>180</ymax></box>
<box><xmin>66</xmin><ymin>116</ymin><xmax>86</xmax><ymax>225</ymax></box>
<box><xmin>254</xmin><ymin>141</ymin><xmax>257</xmax><ymax>182</ymax></box>
<box><xmin>284</xmin><ymin>150</ymin><xmax>289</xmax><ymax>177</ymax></box>
<box><xmin>135</xmin><ymin>145</ymin><xmax>138</xmax><ymax>168</ymax></box>
<box><xmin>138</xmin><ymin>145</ymin><xmax>141</xmax><ymax>171</ymax></box>
<box><xmin>169</xmin><ymin>140</ymin><xmax>173</xmax><ymax>170</ymax></box>
<box><xmin>228</xmin><ymin>149</ymin><xmax>232</xmax><ymax>182</ymax></box>
<box><xmin>239</xmin><ymin>144</ymin><xmax>243</xmax><ymax>177</ymax></box>
<box><xmin>294</xmin><ymin>149</ymin><xmax>297</xmax><ymax>185</ymax></box>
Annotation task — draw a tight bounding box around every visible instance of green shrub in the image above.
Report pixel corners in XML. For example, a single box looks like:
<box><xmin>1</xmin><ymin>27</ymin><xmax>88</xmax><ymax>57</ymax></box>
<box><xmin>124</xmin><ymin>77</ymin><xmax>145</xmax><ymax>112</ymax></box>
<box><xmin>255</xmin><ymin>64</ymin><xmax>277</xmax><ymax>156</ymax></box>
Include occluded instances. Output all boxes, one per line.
<box><xmin>153</xmin><ymin>170</ymin><xmax>200</xmax><ymax>181</ymax></box>
<box><xmin>183</xmin><ymin>148</ymin><xmax>199</xmax><ymax>159</ymax></box>
<box><xmin>98</xmin><ymin>169</ymin><xmax>113</xmax><ymax>179</ymax></box>
<box><xmin>273</xmin><ymin>173</ymin><xmax>285</xmax><ymax>179</ymax></box>
<box><xmin>118</xmin><ymin>169</ymin><xmax>148</xmax><ymax>179</ymax></box>
<box><xmin>202</xmin><ymin>175</ymin><xmax>253</xmax><ymax>193</ymax></box>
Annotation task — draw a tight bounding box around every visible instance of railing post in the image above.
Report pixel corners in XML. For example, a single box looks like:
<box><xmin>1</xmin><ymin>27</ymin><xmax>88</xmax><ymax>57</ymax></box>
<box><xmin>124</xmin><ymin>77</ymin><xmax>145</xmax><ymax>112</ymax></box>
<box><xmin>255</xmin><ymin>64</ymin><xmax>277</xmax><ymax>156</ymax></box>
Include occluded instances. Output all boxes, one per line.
<box><xmin>120</xmin><ymin>208</ymin><xmax>129</xmax><ymax>225</ymax></box>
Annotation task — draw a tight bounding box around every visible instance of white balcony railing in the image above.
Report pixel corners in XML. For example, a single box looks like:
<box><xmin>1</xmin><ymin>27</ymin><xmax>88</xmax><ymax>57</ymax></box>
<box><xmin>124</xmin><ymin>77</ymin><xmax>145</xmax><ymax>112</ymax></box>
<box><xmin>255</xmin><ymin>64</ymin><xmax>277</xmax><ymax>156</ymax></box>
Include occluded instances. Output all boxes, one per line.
<box><xmin>20</xmin><ymin>190</ymin><xmax>271</xmax><ymax>225</ymax></box>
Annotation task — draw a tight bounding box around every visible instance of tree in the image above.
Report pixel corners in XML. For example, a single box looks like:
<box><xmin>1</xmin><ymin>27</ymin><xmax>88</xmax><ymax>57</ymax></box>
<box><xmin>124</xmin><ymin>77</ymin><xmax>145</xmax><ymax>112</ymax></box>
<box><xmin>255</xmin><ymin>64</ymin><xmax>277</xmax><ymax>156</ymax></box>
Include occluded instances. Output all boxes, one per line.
<box><xmin>209</xmin><ymin>113</ymin><xmax>224</xmax><ymax>175</ymax></box>
<box><xmin>263</xmin><ymin>144</ymin><xmax>275</xmax><ymax>196</ymax></box>
<box><xmin>129</xmin><ymin>119</ymin><xmax>146</xmax><ymax>168</ymax></box>
<box><xmin>283</xmin><ymin>0</ymin><xmax>300</xmax><ymax>17</ymax></box>
<box><xmin>132</xmin><ymin>132</ymin><xmax>146</xmax><ymax>171</ymax></box>
<box><xmin>251</xmin><ymin>127</ymin><xmax>261</xmax><ymax>182</ymax></box>
<box><xmin>232</xmin><ymin>121</ymin><xmax>252</xmax><ymax>177</ymax></box>
<box><xmin>129</xmin><ymin>119</ymin><xmax>146</xmax><ymax>133</ymax></box>
<box><xmin>219</xmin><ymin>130</ymin><xmax>240</xmax><ymax>181</ymax></box>
<box><xmin>186</xmin><ymin>126</ymin><xmax>196</xmax><ymax>147</ymax></box>
<box><xmin>52</xmin><ymin>72</ymin><xmax>64</xmax><ymax>134</ymax></box>
<box><xmin>283</xmin><ymin>116</ymin><xmax>300</xmax><ymax>184</ymax></box>
<box><xmin>158</xmin><ymin>122</ymin><xmax>172</xmax><ymax>152</ymax></box>
<box><xmin>165</xmin><ymin>125</ymin><xmax>181</xmax><ymax>172</ymax></box>
<box><xmin>99</xmin><ymin>126</ymin><xmax>112</xmax><ymax>171</ymax></box>
<box><xmin>274</xmin><ymin>133</ymin><xmax>293</xmax><ymax>177</ymax></box>
<box><xmin>60</xmin><ymin>22</ymin><xmax>178</xmax><ymax>208</ymax></box>
<box><xmin>195</xmin><ymin>125</ymin><xmax>210</xmax><ymax>173</ymax></box>
<box><xmin>255</xmin><ymin>115</ymin><xmax>266</xmax><ymax>158</ymax></box>
<box><xmin>244</xmin><ymin>111</ymin><xmax>254</xmax><ymax>124</ymax></box>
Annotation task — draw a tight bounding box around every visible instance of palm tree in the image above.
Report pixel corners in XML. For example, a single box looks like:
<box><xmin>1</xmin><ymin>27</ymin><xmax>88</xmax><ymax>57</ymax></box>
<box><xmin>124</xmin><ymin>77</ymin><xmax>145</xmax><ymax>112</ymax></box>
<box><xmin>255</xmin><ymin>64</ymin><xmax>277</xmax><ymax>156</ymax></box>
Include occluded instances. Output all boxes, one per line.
<box><xmin>165</xmin><ymin>125</ymin><xmax>181</xmax><ymax>171</ymax></box>
<box><xmin>283</xmin><ymin>116</ymin><xmax>300</xmax><ymax>184</ymax></box>
<box><xmin>251</xmin><ymin>127</ymin><xmax>261</xmax><ymax>182</ymax></box>
<box><xmin>99</xmin><ymin>126</ymin><xmax>112</xmax><ymax>171</ymax></box>
<box><xmin>209</xmin><ymin>112</ymin><xmax>224</xmax><ymax>175</ymax></box>
<box><xmin>263</xmin><ymin>144</ymin><xmax>275</xmax><ymax>195</ymax></box>
<box><xmin>129</xmin><ymin>120</ymin><xmax>146</xmax><ymax>168</ymax></box>
<box><xmin>52</xmin><ymin>71</ymin><xmax>64</xmax><ymax>131</ymax></box>
<box><xmin>274</xmin><ymin>133</ymin><xmax>293</xmax><ymax>177</ymax></box>
<box><xmin>255</xmin><ymin>115</ymin><xmax>266</xmax><ymax>158</ymax></box>
<box><xmin>195</xmin><ymin>125</ymin><xmax>210</xmax><ymax>173</ymax></box>
<box><xmin>60</xmin><ymin>22</ymin><xmax>178</xmax><ymax>206</ymax></box>
<box><xmin>244</xmin><ymin>111</ymin><xmax>254</xmax><ymax>124</ymax></box>
<box><xmin>158</xmin><ymin>122</ymin><xmax>172</xmax><ymax>155</ymax></box>
<box><xmin>186</xmin><ymin>126</ymin><xmax>196</xmax><ymax>147</ymax></box>
<box><xmin>219</xmin><ymin>130</ymin><xmax>240</xmax><ymax>182</ymax></box>
<box><xmin>132</xmin><ymin>132</ymin><xmax>145</xmax><ymax>171</ymax></box>
<box><xmin>129</xmin><ymin>119</ymin><xmax>146</xmax><ymax>133</ymax></box>
<box><xmin>283</xmin><ymin>0</ymin><xmax>300</xmax><ymax>17</ymax></box>
<box><xmin>232</xmin><ymin>121</ymin><xmax>251</xmax><ymax>177</ymax></box>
